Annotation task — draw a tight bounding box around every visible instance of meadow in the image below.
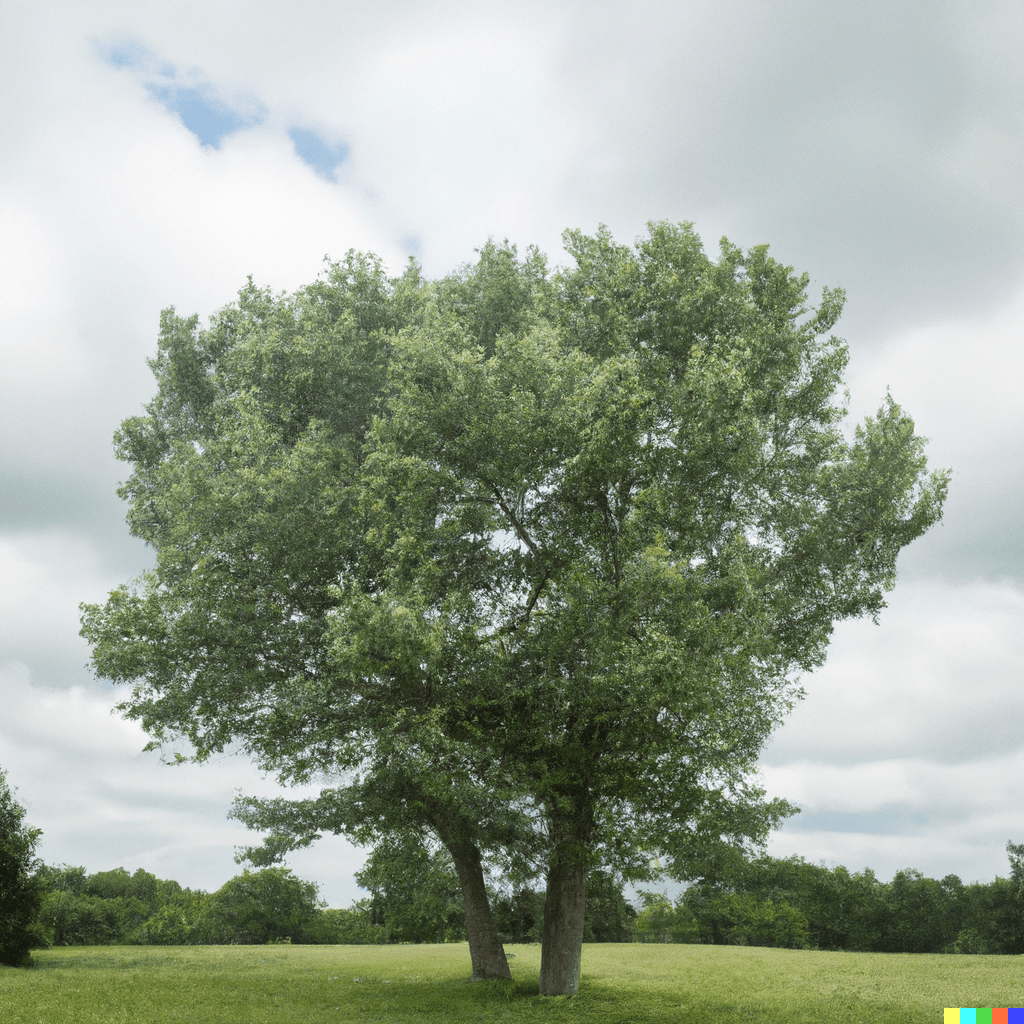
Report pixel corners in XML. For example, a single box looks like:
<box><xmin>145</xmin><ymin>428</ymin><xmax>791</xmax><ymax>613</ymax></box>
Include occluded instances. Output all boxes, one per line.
<box><xmin>3</xmin><ymin>943</ymin><xmax>1021</xmax><ymax>1023</ymax></box>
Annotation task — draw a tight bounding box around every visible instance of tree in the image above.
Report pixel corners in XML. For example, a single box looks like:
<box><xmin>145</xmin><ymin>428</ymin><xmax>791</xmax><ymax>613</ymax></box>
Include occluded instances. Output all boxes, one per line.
<box><xmin>82</xmin><ymin>224</ymin><xmax>947</xmax><ymax>995</ymax></box>
<box><xmin>687</xmin><ymin>889</ymin><xmax>811</xmax><ymax>948</ymax></box>
<box><xmin>354</xmin><ymin>836</ymin><xmax>466</xmax><ymax>944</ymax></box>
<box><xmin>36</xmin><ymin>864</ymin><xmax>209</xmax><ymax>946</ymax></box>
<box><xmin>634</xmin><ymin>891</ymin><xmax>699</xmax><ymax>943</ymax></box>
<box><xmin>202</xmin><ymin>868</ymin><xmax>321</xmax><ymax>944</ymax></box>
<box><xmin>716</xmin><ymin>853</ymin><xmax>889</xmax><ymax>951</ymax></box>
<box><xmin>581</xmin><ymin>869</ymin><xmax>637</xmax><ymax>942</ymax></box>
<box><xmin>0</xmin><ymin>767</ymin><xmax>44</xmax><ymax>965</ymax></box>
<box><xmin>878</xmin><ymin>868</ymin><xmax>958</xmax><ymax>953</ymax></box>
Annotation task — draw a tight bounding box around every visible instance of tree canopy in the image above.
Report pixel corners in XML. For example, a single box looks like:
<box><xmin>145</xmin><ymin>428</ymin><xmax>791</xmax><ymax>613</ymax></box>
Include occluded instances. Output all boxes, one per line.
<box><xmin>81</xmin><ymin>223</ymin><xmax>947</xmax><ymax>995</ymax></box>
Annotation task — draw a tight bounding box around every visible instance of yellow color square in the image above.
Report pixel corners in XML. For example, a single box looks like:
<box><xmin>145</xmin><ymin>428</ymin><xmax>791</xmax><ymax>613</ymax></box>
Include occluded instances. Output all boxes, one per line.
<box><xmin>945</xmin><ymin>1011</ymin><xmax>960</xmax><ymax>1024</ymax></box>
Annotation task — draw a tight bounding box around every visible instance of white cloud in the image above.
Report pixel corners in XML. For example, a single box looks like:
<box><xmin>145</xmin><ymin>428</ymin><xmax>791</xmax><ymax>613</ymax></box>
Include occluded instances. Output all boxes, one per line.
<box><xmin>762</xmin><ymin>580</ymin><xmax>1024</xmax><ymax>766</ymax></box>
<box><xmin>0</xmin><ymin>532</ymin><xmax>117</xmax><ymax>678</ymax></box>
<box><xmin>763</xmin><ymin>751</ymin><xmax>1024</xmax><ymax>819</ymax></box>
<box><xmin>760</xmin><ymin>579</ymin><xmax>1024</xmax><ymax>882</ymax></box>
<box><xmin>847</xmin><ymin>282</ymin><xmax>1024</xmax><ymax>457</ymax></box>
<box><xmin>1</xmin><ymin>0</ymin><xmax>1022</xmax><ymax>901</ymax></box>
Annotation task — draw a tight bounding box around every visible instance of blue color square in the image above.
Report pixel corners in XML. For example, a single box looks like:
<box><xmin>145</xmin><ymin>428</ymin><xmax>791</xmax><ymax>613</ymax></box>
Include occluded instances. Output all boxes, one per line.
<box><xmin>1007</xmin><ymin>1010</ymin><xmax>1024</xmax><ymax>1022</ymax></box>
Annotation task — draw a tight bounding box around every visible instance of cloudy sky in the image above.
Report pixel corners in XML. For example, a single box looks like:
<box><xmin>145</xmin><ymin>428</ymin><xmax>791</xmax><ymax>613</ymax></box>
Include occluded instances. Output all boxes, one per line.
<box><xmin>1</xmin><ymin>0</ymin><xmax>1022</xmax><ymax>907</ymax></box>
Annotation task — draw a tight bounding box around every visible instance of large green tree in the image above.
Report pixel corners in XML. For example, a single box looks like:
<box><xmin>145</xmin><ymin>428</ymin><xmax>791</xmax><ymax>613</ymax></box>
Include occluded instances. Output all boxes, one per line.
<box><xmin>82</xmin><ymin>224</ymin><xmax>947</xmax><ymax>995</ymax></box>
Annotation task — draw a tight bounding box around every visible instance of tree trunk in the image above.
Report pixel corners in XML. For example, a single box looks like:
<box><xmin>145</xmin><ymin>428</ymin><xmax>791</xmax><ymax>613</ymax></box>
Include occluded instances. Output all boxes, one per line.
<box><xmin>444</xmin><ymin>836</ymin><xmax>512</xmax><ymax>981</ymax></box>
<box><xmin>538</xmin><ymin>841</ymin><xmax>588</xmax><ymax>996</ymax></box>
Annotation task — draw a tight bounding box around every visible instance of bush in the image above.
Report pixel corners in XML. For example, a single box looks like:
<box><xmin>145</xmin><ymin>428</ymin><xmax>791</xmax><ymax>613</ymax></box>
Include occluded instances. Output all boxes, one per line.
<box><xmin>303</xmin><ymin>902</ymin><xmax>386</xmax><ymax>944</ymax></box>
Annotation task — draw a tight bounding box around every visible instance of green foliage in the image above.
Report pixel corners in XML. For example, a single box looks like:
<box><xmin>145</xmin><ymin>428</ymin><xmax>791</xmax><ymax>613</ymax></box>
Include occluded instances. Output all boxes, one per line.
<box><xmin>877</xmin><ymin>869</ymin><xmax>958</xmax><ymax>953</ymax></box>
<box><xmin>491</xmin><ymin>887</ymin><xmax>545</xmax><ymax>943</ymax></box>
<box><xmin>658</xmin><ymin>844</ymin><xmax>1024</xmax><ymax>955</ymax></box>
<box><xmin>713</xmin><ymin>853</ymin><xmax>889</xmax><ymax>951</ymax></box>
<box><xmin>489</xmin><ymin>870</ymin><xmax>637</xmax><ymax>944</ymax></box>
<box><xmin>34</xmin><ymin>864</ymin><xmax>335</xmax><ymax>947</ymax></box>
<box><xmin>202</xmin><ymin>868</ymin><xmax>322</xmax><ymax>945</ymax></box>
<box><xmin>355</xmin><ymin>838</ymin><xmax>466</xmax><ymax>944</ymax></box>
<box><xmin>302</xmin><ymin>902</ymin><xmax>385</xmax><ymax>945</ymax></box>
<box><xmin>581</xmin><ymin>870</ymin><xmax>638</xmax><ymax>942</ymax></box>
<box><xmin>951</xmin><ymin>875</ymin><xmax>1024</xmax><ymax>956</ymax></box>
<box><xmin>688</xmin><ymin>890</ymin><xmax>811</xmax><ymax>948</ymax></box>
<box><xmin>633</xmin><ymin>891</ymin><xmax>699</xmax><ymax>943</ymax></box>
<box><xmin>36</xmin><ymin>864</ymin><xmax>208</xmax><ymax>946</ymax></box>
<box><xmin>0</xmin><ymin>767</ymin><xmax>44</xmax><ymax>966</ymax></box>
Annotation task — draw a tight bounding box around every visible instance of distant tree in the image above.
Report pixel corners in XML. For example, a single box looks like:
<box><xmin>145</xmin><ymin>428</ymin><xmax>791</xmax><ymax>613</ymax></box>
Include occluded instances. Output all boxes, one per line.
<box><xmin>140</xmin><ymin>885</ymin><xmax>210</xmax><ymax>946</ymax></box>
<box><xmin>0</xmin><ymin>767</ymin><xmax>45</xmax><ymax>965</ymax></box>
<box><xmin>728</xmin><ymin>854</ymin><xmax>888</xmax><ymax>951</ymax></box>
<box><xmin>691</xmin><ymin>889</ymin><xmax>810</xmax><ymax>949</ymax></box>
<box><xmin>303</xmin><ymin>901</ymin><xmax>385</xmax><ymax>945</ymax></box>
<box><xmin>491</xmin><ymin>887</ymin><xmax>545</xmax><ymax>944</ymax></box>
<box><xmin>36</xmin><ymin>865</ymin><xmax>89</xmax><ymax>946</ymax></box>
<box><xmin>949</xmin><ymin>843</ymin><xmax>1024</xmax><ymax>955</ymax></box>
<box><xmin>355</xmin><ymin>836</ymin><xmax>466</xmax><ymax>944</ymax></box>
<box><xmin>36</xmin><ymin>864</ymin><xmax>204</xmax><ymax>946</ymax></box>
<box><xmin>491</xmin><ymin>870</ymin><xmax>636</xmax><ymax>944</ymax></box>
<box><xmin>202</xmin><ymin>868</ymin><xmax>321</xmax><ymax>944</ymax></box>
<box><xmin>878</xmin><ymin>868</ymin><xmax>959</xmax><ymax>953</ymax></box>
<box><xmin>633</xmin><ymin>891</ymin><xmax>699</xmax><ymax>943</ymax></box>
<box><xmin>582</xmin><ymin>870</ymin><xmax>637</xmax><ymax>942</ymax></box>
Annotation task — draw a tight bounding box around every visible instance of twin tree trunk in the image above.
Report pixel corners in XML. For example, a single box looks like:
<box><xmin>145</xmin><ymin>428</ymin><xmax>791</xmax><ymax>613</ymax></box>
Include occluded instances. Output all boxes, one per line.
<box><xmin>442</xmin><ymin>835</ymin><xmax>512</xmax><ymax>981</ymax></box>
<box><xmin>436</xmin><ymin>807</ymin><xmax>592</xmax><ymax>995</ymax></box>
<box><xmin>538</xmin><ymin>836</ymin><xmax>589</xmax><ymax>996</ymax></box>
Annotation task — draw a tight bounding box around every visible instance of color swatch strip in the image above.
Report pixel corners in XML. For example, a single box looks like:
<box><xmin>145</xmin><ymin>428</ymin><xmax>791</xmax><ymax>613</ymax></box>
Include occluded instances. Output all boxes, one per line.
<box><xmin>944</xmin><ymin>1011</ymin><xmax>1024</xmax><ymax>1023</ymax></box>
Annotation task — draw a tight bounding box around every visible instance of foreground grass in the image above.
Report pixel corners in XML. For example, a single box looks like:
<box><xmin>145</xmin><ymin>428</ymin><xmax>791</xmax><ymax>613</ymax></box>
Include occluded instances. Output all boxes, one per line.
<box><xmin>2</xmin><ymin>943</ymin><xmax>1022</xmax><ymax>1023</ymax></box>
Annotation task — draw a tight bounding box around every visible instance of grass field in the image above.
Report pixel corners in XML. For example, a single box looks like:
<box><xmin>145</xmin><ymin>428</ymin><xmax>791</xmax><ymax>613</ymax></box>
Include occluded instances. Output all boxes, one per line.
<box><xmin>2</xmin><ymin>943</ymin><xmax>1021</xmax><ymax>1023</ymax></box>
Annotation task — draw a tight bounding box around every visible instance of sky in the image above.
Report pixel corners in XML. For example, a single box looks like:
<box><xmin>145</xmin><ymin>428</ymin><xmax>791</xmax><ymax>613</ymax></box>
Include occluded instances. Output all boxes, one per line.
<box><xmin>1</xmin><ymin>0</ymin><xmax>1022</xmax><ymax>908</ymax></box>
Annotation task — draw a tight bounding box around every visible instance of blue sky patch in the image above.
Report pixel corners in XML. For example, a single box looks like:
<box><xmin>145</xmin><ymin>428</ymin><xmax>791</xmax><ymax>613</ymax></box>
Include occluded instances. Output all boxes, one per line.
<box><xmin>147</xmin><ymin>84</ymin><xmax>252</xmax><ymax>148</ymax></box>
<box><xmin>100</xmin><ymin>39</ymin><xmax>347</xmax><ymax>162</ymax></box>
<box><xmin>98</xmin><ymin>38</ymin><xmax>174</xmax><ymax>78</ymax></box>
<box><xmin>100</xmin><ymin>38</ymin><xmax>258</xmax><ymax>148</ymax></box>
<box><xmin>289</xmin><ymin>127</ymin><xmax>350</xmax><ymax>181</ymax></box>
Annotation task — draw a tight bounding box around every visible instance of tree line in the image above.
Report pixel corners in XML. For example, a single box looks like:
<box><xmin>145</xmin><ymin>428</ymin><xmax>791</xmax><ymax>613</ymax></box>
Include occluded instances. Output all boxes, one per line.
<box><xmin>632</xmin><ymin>842</ymin><xmax>1024</xmax><ymax>954</ymax></box>
<box><xmin>6</xmin><ymin>767</ymin><xmax>1023</xmax><ymax>959</ymax></box>
<box><xmin>16</xmin><ymin>843</ymin><xmax>1024</xmax><ymax>955</ymax></box>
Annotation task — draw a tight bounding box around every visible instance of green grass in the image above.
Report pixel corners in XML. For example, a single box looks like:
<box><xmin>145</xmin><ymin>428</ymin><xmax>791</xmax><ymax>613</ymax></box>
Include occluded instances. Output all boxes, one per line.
<box><xmin>2</xmin><ymin>943</ymin><xmax>1020</xmax><ymax>1023</ymax></box>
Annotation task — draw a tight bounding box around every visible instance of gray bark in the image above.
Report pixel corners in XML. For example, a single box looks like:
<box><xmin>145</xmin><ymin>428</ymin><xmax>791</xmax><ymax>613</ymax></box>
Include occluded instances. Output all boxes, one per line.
<box><xmin>444</xmin><ymin>835</ymin><xmax>512</xmax><ymax>981</ymax></box>
<box><xmin>538</xmin><ymin>841</ymin><xmax>588</xmax><ymax>996</ymax></box>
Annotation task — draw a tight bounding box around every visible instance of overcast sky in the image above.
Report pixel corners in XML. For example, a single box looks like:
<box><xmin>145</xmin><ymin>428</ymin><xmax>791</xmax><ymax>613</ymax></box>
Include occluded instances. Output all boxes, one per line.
<box><xmin>1</xmin><ymin>0</ymin><xmax>1022</xmax><ymax>907</ymax></box>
